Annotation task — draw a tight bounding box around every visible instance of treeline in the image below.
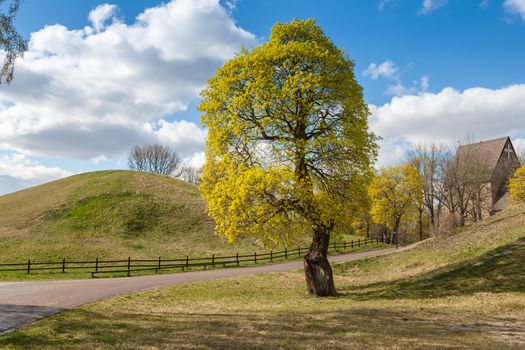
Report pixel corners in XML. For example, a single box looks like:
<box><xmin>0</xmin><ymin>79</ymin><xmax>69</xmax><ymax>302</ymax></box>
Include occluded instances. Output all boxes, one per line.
<box><xmin>366</xmin><ymin>141</ymin><xmax>524</xmax><ymax>244</ymax></box>
<box><xmin>126</xmin><ymin>142</ymin><xmax>525</xmax><ymax>246</ymax></box>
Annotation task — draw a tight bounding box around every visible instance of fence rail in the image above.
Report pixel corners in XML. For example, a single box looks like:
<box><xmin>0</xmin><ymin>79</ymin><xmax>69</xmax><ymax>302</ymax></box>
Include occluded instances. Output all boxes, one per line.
<box><xmin>0</xmin><ymin>236</ymin><xmax>393</xmax><ymax>278</ymax></box>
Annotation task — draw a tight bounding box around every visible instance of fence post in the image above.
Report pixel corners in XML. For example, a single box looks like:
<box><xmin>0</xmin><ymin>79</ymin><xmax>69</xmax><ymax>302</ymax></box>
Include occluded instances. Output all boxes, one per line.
<box><xmin>298</xmin><ymin>247</ymin><xmax>301</xmax><ymax>257</ymax></box>
<box><xmin>270</xmin><ymin>250</ymin><xmax>273</xmax><ymax>262</ymax></box>
<box><xmin>27</xmin><ymin>259</ymin><xmax>31</xmax><ymax>274</ymax></box>
<box><xmin>365</xmin><ymin>237</ymin><xmax>367</xmax><ymax>246</ymax></box>
<box><xmin>127</xmin><ymin>257</ymin><xmax>131</xmax><ymax>277</ymax></box>
<box><xmin>95</xmin><ymin>257</ymin><xmax>99</xmax><ymax>272</ymax></box>
<box><xmin>236</xmin><ymin>253</ymin><xmax>239</xmax><ymax>266</ymax></box>
<box><xmin>186</xmin><ymin>256</ymin><xmax>189</xmax><ymax>270</ymax></box>
<box><xmin>358</xmin><ymin>239</ymin><xmax>361</xmax><ymax>247</ymax></box>
<box><xmin>254</xmin><ymin>252</ymin><xmax>257</xmax><ymax>264</ymax></box>
<box><xmin>212</xmin><ymin>254</ymin><xmax>215</xmax><ymax>267</ymax></box>
<box><xmin>62</xmin><ymin>258</ymin><xmax>66</xmax><ymax>273</ymax></box>
<box><xmin>285</xmin><ymin>248</ymin><xmax>288</xmax><ymax>259</ymax></box>
<box><xmin>351</xmin><ymin>240</ymin><xmax>354</xmax><ymax>249</ymax></box>
<box><xmin>333</xmin><ymin>241</ymin><xmax>336</xmax><ymax>253</ymax></box>
<box><xmin>344</xmin><ymin>241</ymin><xmax>346</xmax><ymax>251</ymax></box>
<box><xmin>158</xmin><ymin>257</ymin><xmax>161</xmax><ymax>272</ymax></box>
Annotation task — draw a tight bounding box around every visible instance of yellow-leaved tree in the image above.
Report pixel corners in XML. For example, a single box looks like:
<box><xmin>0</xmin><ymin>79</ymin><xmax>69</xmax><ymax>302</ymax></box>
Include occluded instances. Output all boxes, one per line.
<box><xmin>509</xmin><ymin>164</ymin><xmax>525</xmax><ymax>203</ymax></box>
<box><xmin>199</xmin><ymin>19</ymin><xmax>377</xmax><ymax>297</ymax></box>
<box><xmin>368</xmin><ymin>164</ymin><xmax>424</xmax><ymax>244</ymax></box>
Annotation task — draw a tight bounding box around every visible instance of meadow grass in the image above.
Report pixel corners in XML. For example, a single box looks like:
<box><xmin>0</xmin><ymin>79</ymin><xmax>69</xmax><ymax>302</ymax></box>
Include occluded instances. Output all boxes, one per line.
<box><xmin>0</xmin><ymin>170</ymin><xmax>362</xmax><ymax>281</ymax></box>
<box><xmin>2</xmin><ymin>205</ymin><xmax>524</xmax><ymax>349</ymax></box>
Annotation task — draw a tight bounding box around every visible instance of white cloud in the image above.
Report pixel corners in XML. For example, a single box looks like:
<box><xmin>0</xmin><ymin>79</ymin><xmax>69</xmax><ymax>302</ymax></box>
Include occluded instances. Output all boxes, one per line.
<box><xmin>154</xmin><ymin>120</ymin><xmax>207</xmax><ymax>158</ymax></box>
<box><xmin>0</xmin><ymin>153</ymin><xmax>73</xmax><ymax>194</ymax></box>
<box><xmin>0</xmin><ymin>0</ymin><xmax>256</xmax><ymax>162</ymax></box>
<box><xmin>188</xmin><ymin>151</ymin><xmax>206</xmax><ymax>167</ymax></box>
<box><xmin>363</xmin><ymin>60</ymin><xmax>398</xmax><ymax>80</ymax></box>
<box><xmin>420</xmin><ymin>0</ymin><xmax>448</xmax><ymax>14</ymax></box>
<box><xmin>378</xmin><ymin>0</ymin><xmax>396</xmax><ymax>10</ymax></box>
<box><xmin>385</xmin><ymin>75</ymin><xmax>429</xmax><ymax>96</ymax></box>
<box><xmin>88</xmin><ymin>4</ymin><xmax>118</xmax><ymax>32</ymax></box>
<box><xmin>91</xmin><ymin>154</ymin><xmax>108</xmax><ymax>164</ymax></box>
<box><xmin>479</xmin><ymin>0</ymin><xmax>490</xmax><ymax>10</ymax></box>
<box><xmin>504</xmin><ymin>0</ymin><xmax>525</xmax><ymax>20</ymax></box>
<box><xmin>371</xmin><ymin>84</ymin><xmax>525</xmax><ymax>166</ymax></box>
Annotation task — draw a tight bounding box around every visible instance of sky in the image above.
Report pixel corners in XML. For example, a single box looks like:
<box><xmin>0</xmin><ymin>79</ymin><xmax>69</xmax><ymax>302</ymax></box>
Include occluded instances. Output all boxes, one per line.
<box><xmin>0</xmin><ymin>0</ymin><xmax>524</xmax><ymax>194</ymax></box>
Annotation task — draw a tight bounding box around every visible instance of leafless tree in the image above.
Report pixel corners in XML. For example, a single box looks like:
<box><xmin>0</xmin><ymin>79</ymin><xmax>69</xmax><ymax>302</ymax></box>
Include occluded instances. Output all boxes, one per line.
<box><xmin>406</xmin><ymin>142</ymin><xmax>450</xmax><ymax>234</ymax></box>
<box><xmin>177</xmin><ymin>165</ymin><xmax>202</xmax><ymax>184</ymax></box>
<box><xmin>0</xmin><ymin>0</ymin><xmax>27</xmax><ymax>84</ymax></box>
<box><xmin>441</xmin><ymin>137</ymin><xmax>491</xmax><ymax>226</ymax></box>
<box><xmin>128</xmin><ymin>144</ymin><xmax>180</xmax><ymax>176</ymax></box>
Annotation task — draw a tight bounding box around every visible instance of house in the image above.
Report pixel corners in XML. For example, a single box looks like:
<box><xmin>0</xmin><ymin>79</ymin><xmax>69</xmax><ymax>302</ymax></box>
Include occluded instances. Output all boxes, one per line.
<box><xmin>454</xmin><ymin>136</ymin><xmax>521</xmax><ymax>216</ymax></box>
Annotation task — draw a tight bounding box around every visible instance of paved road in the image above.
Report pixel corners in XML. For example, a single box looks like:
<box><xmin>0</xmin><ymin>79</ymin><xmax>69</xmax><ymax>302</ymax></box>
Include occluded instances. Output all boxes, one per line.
<box><xmin>0</xmin><ymin>247</ymin><xmax>397</xmax><ymax>335</ymax></box>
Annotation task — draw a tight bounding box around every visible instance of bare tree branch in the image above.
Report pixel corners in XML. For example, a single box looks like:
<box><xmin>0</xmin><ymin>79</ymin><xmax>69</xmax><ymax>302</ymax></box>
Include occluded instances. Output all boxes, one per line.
<box><xmin>128</xmin><ymin>144</ymin><xmax>181</xmax><ymax>176</ymax></box>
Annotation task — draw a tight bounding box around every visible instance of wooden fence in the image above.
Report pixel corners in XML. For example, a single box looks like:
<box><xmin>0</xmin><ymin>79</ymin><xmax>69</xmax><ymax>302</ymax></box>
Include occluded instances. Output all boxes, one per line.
<box><xmin>0</xmin><ymin>236</ymin><xmax>392</xmax><ymax>278</ymax></box>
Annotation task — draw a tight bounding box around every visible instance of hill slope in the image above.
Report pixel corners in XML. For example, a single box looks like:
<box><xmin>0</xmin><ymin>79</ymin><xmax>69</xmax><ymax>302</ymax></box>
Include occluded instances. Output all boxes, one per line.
<box><xmin>0</xmin><ymin>170</ymin><xmax>260</xmax><ymax>262</ymax></box>
<box><xmin>3</xmin><ymin>203</ymin><xmax>524</xmax><ymax>349</ymax></box>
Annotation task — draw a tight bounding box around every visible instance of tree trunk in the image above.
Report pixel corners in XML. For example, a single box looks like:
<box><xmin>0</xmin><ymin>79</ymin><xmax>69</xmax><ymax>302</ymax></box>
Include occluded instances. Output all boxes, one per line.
<box><xmin>304</xmin><ymin>226</ymin><xmax>336</xmax><ymax>297</ymax></box>
<box><xmin>418</xmin><ymin>206</ymin><xmax>424</xmax><ymax>241</ymax></box>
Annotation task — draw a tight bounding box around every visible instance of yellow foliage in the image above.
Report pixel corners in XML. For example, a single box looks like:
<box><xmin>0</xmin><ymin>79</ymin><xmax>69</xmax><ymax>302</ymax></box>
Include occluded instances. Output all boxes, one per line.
<box><xmin>509</xmin><ymin>164</ymin><xmax>525</xmax><ymax>203</ymax></box>
<box><xmin>368</xmin><ymin>164</ymin><xmax>424</xmax><ymax>231</ymax></box>
<box><xmin>198</xmin><ymin>19</ymin><xmax>377</xmax><ymax>247</ymax></box>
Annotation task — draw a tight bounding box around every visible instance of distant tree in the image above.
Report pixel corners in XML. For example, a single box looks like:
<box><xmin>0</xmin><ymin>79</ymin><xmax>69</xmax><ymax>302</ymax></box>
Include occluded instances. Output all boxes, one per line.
<box><xmin>368</xmin><ymin>164</ymin><xmax>424</xmax><ymax>244</ymax></box>
<box><xmin>177</xmin><ymin>165</ymin><xmax>202</xmax><ymax>184</ymax></box>
<box><xmin>441</xmin><ymin>139</ymin><xmax>491</xmax><ymax>226</ymax></box>
<box><xmin>406</xmin><ymin>142</ymin><xmax>450</xmax><ymax>234</ymax></box>
<box><xmin>199</xmin><ymin>19</ymin><xmax>377</xmax><ymax>296</ymax></box>
<box><xmin>509</xmin><ymin>164</ymin><xmax>525</xmax><ymax>203</ymax></box>
<box><xmin>128</xmin><ymin>144</ymin><xmax>180</xmax><ymax>176</ymax></box>
<box><xmin>0</xmin><ymin>0</ymin><xmax>27</xmax><ymax>84</ymax></box>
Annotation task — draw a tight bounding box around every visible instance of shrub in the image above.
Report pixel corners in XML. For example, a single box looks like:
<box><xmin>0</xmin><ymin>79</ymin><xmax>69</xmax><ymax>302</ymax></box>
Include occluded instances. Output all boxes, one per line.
<box><xmin>509</xmin><ymin>164</ymin><xmax>525</xmax><ymax>203</ymax></box>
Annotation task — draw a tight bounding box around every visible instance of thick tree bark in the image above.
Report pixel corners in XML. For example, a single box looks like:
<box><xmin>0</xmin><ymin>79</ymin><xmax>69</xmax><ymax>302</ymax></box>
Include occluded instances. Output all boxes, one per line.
<box><xmin>304</xmin><ymin>226</ymin><xmax>336</xmax><ymax>297</ymax></box>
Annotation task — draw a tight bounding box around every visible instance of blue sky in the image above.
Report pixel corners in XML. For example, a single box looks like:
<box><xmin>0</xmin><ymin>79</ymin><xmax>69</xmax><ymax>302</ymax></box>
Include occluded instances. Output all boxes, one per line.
<box><xmin>0</xmin><ymin>0</ymin><xmax>524</xmax><ymax>194</ymax></box>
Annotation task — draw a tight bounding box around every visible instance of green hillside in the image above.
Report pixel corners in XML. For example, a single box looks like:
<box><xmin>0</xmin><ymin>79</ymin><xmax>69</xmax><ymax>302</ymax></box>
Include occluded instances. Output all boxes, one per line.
<box><xmin>0</xmin><ymin>170</ymin><xmax>261</xmax><ymax>263</ymax></box>
<box><xmin>3</xmin><ymin>203</ymin><xmax>524</xmax><ymax>349</ymax></box>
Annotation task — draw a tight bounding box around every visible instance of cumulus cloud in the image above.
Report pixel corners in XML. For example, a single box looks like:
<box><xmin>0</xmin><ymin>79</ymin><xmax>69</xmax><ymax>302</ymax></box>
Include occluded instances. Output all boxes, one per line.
<box><xmin>0</xmin><ymin>153</ymin><xmax>73</xmax><ymax>194</ymax></box>
<box><xmin>371</xmin><ymin>84</ymin><xmax>525</xmax><ymax>166</ymax></box>
<box><xmin>504</xmin><ymin>0</ymin><xmax>525</xmax><ymax>20</ymax></box>
<box><xmin>385</xmin><ymin>75</ymin><xmax>429</xmax><ymax>96</ymax></box>
<box><xmin>0</xmin><ymin>0</ymin><xmax>256</xmax><ymax>161</ymax></box>
<box><xmin>420</xmin><ymin>0</ymin><xmax>448</xmax><ymax>14</ymax></box>
<box><xmin>363</xmin><ymin>60</ymin><xmax>398</xmax><ymax>80</ymax></box>
<box><xmin>88</xmin><ymin>4</ymin><xmax>118</xmax><ymax>32</ymax></box>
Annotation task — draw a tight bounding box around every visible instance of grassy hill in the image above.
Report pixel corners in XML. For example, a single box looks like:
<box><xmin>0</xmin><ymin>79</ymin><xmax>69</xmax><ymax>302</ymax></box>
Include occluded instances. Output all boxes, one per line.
<box><xmin>3</xmin><ymin>203</ymin><xmax>524</xmax><ymax>349</ymax></box>
<box><xmin>0</xmin><ymin>170</ymin><xmax>263</xmax><ymax>263</ymax></box>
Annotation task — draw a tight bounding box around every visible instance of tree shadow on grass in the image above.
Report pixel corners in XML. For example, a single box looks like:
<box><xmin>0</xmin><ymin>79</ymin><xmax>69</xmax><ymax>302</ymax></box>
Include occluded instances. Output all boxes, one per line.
<box><xmin>338</xmin><ymin>239</ymin><xmax>525</xmax><ymax>301</ymax></box>
<box><xmin>0</xmin><ymin>306</ymin><xmax>521</xmax><ymax>349</ymax></box>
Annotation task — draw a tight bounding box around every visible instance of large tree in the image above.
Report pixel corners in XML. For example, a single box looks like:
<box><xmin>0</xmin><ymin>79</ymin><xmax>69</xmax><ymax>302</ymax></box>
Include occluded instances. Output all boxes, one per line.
<box><xmin>199</xmin><ymin>19</ymin><xmax>377</xmax><ymax>296</ymax></box>
<box><xmin>0</xmin><ymin>0</ymin><xmax>27</xmax><ymax>84</ymax></box>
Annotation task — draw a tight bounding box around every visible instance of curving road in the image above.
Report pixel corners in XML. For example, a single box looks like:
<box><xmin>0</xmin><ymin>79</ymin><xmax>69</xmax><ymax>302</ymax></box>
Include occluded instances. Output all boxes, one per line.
<box><xmin>0</xmin><ymin>247</ymin><xmax>398</xmax><ymax>335</ymax></box>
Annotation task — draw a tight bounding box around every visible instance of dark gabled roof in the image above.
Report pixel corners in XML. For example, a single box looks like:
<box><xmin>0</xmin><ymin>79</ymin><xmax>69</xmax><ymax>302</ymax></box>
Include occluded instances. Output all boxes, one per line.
<box><xmin>454</xmin><ymin>137</ymin><xmax>510</xmax><ymax>182</ymax></box>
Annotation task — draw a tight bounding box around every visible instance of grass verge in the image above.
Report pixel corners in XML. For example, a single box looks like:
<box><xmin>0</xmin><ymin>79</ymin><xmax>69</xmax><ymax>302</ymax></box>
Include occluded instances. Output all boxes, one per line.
<box><xmin>1</xmin><ymin>205</ymin><xmax>525</xmax><ymax>349</ymax></box>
